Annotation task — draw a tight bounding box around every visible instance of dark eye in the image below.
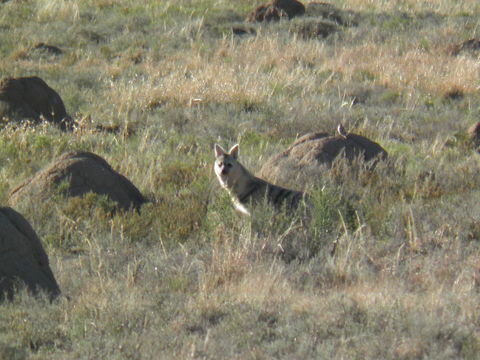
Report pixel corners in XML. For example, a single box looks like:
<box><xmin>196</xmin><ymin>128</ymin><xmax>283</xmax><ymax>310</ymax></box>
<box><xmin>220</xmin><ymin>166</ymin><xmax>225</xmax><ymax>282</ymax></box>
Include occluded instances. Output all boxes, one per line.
<box><xmin>226</xmin><ymin>163</ymin><xmax>232</xmax><ymax>167</ymax></box>
<box><xmin>217</xmin><ymin>161</ymin><xmax>223</xmax><ymax>167</ymax></box>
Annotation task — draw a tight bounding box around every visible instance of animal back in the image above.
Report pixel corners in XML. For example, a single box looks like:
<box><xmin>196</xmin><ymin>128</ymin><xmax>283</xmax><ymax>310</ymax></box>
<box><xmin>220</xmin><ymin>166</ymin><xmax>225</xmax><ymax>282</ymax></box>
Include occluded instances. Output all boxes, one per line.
<box><xmin>266</xmin><ymin>182</ymin><xmax>304</xmax><ymax>211</ymax></box>
<box><xmin>238</xmin><ymin>177</ymin><xmax>304</xmax><ymax>212</ymax></box>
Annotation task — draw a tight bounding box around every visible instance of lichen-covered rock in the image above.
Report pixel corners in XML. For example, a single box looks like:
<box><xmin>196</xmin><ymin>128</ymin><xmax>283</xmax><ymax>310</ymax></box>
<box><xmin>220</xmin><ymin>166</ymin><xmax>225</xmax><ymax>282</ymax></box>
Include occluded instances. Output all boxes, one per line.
<box><xmin>0</xmin><ymin>207</ymin><xmax>60</xmax><ymax>301</ymax></box>
<box><xmin>9</xmin><ymin>151</ymin><xmax>146</xmax><ymax>211</ymax></box>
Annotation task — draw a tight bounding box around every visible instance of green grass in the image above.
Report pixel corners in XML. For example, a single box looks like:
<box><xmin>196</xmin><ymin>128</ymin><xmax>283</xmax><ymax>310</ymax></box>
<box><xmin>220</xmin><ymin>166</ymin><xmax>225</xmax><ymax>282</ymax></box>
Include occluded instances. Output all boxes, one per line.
<box><xmin>1</xmin><ymin>0</ymin><xmax>480</xmax><ymax>358</ymax></box>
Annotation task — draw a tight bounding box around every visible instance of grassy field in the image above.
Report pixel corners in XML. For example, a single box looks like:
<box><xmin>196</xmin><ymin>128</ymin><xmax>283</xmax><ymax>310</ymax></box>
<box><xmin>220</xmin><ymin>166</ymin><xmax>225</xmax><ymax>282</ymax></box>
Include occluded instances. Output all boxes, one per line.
<box><xmin>1</xmin><ymin>0</ymin><xmax>480</xmax><ymax>358</ymax></box>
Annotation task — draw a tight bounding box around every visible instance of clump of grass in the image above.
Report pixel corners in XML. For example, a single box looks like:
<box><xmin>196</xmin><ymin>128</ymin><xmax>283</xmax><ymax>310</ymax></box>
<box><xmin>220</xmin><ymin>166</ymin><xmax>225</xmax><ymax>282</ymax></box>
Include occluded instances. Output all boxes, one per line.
<box><xmin>155</xmin><ymin>189</ymin><xmax>209</xmax><ymax>243</ymax></box>
<box><xmin>309</xmin><ymin>185</ymin><xmax>356</xmax><ymax>252</ymax></box>
<box><xmin>35</xmin><ymin>0</ymin><xmax>80</xmax><ymax>23</ymax></box>
<box><xmin>151</xmin><ymin>154</ymin><xmax>212</xmax><ymax>243</ymax></box>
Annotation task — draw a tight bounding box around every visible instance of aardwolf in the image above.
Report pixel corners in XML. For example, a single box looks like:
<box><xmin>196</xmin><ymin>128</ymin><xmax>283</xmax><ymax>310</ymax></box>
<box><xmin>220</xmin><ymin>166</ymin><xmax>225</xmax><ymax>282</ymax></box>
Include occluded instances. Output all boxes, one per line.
<box><xmin>214</xmin><ymin>144</ymin><xmax>305</xmax><ymax>216</ymax></box>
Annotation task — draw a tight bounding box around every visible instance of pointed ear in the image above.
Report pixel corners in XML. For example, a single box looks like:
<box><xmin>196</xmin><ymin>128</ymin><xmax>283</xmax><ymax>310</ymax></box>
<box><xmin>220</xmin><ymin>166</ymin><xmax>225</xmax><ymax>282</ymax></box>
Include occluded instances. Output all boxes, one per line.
<box><xmin>214</xmin><ymin>144</ymin><xmax>225</xmax><ymax>157</ymax></box>
<box><xmin>229</xmin><ymin>144</ymin><xmax>239</xmax><ymax>159</ymax></box>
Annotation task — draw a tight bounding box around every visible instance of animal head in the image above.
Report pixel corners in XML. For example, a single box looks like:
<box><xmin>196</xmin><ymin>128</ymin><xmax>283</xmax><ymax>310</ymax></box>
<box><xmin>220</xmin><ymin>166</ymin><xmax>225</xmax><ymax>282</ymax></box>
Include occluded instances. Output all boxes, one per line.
<box><xmin>214</xmin><ymin>144</ymin><xmax>244</xmax><ymax>187</ymax></box>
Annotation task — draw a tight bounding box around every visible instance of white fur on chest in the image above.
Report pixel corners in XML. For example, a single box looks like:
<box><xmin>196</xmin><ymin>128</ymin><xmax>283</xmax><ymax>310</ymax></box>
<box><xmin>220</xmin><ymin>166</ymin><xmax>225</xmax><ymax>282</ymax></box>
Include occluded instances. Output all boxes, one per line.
<box><xmin>216</xmin><ymin>173</ymin><xmax>251</xmax><ymax>216</ymax></box>
<box><xmin>232</xmin><ymin>197</ymin><xmax>251</xmax><ymax>216</ymax></box>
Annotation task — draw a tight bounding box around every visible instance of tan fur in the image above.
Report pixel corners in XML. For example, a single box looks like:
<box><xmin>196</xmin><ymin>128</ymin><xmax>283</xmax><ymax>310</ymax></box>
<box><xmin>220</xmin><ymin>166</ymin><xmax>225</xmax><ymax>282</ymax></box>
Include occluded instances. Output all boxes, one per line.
<box><xmin>214</xmin><ymin>144</ymin><xmax>305</xmax><ymax>216</ymax></box>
